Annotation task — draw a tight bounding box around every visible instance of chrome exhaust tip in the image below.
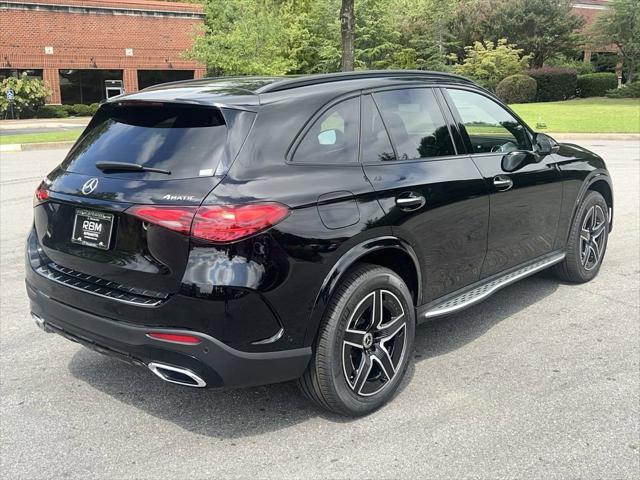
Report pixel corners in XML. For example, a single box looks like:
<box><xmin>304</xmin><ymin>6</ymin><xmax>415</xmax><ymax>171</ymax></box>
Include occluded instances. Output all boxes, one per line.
<box><xmin>148</xmin><ymin>362</ymin><xmax>206</xmax><ymax>388</ymax></box>
<box><xmin>31</xmin><ymin>313</ymin><xmax>52</xmax><ymax>333</ymax></box>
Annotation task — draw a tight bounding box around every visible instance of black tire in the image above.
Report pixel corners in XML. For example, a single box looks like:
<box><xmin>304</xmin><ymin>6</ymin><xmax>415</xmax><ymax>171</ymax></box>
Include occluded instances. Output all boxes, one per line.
<box><xmin>298</xmin><ymin>263</ymin><xmax>415</xmax><ymax>416</ymax></box>
<box><xmin>554</xmin><ymin>190</ymin><xmax>609</xmax><ymax>283</ymax></box>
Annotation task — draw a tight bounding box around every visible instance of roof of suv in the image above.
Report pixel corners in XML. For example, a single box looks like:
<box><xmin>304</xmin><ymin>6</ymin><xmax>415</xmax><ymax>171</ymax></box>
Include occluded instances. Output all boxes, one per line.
<box><xmin>109</xmin><ymin>70</ymin><xmax>476</xmax><ymax>108</ymax></box>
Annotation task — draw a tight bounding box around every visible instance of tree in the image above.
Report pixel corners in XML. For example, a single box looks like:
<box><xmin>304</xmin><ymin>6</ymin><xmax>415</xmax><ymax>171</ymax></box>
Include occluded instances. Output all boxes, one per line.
<box><xmin>189</xmin><ymin>0</ymin><xmax>305</xmax><ymax>75</ymax></box>
<box><xmin>450</xmin><ymin>39</ymin><xmax>532</xmax><ymax>90</ymax></box>
<box><xmin>481</xmin><ymin>0</ymin><xmax>584</xmax><ymax>68</ymax></box>
<box><xmin>593</xmin><ymin>0</ymin><xmax>640</xmax><ymax>84</ymax></box>
<box><xmin>0</xmin><ymin>74</ymin><xmax>50</xmax><ymax>117</ymax></box>
<box><xmin>340</xmin><ymin>0</ymin><xmax>355</xmax><ymax>71</ymax></box>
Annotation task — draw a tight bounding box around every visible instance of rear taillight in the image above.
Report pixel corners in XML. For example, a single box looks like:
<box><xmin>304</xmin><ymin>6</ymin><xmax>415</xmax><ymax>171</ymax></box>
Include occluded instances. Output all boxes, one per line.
<box><xmin>192</xmin><ymin>203</ymin><xmax>289</xmax><ymax>242</ymax></box>
<box><xmin>34</xmin><ymin>185</ymin><xmax>49</xmax><ymax>206</ymax></box>
<box><xmin>127</xmin><ymin>205</ymin><xmax>196</xmax><ymax>235</ymax></box>
<box><xmin>128</xmin><ymin>202</ymin><xmax>289</xmax><ymax>243</ymax></box>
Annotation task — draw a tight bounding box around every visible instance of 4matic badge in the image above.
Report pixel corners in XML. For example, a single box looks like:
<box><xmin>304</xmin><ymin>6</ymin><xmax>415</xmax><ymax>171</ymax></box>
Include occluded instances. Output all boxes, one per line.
<box><xmin>162</xmin><ymin>194</ymin><xmax>196</xmax><ymax>201</ymax></box>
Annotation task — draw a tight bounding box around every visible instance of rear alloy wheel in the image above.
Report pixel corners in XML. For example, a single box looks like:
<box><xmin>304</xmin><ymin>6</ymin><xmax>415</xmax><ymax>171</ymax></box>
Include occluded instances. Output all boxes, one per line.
<box><xmin>342</xmin><ymin>289</ymin><xmax>407</xmax><ymax>397</ymax></box>
<box><xmin>298</xmin><ymin>264</ymin><xmax>415</xmax><ymax>416</ymax></box>
<box><xmin>555</xmin><ymin>190</ymin><xmax>609</xmax><ymax>283</ymax></box>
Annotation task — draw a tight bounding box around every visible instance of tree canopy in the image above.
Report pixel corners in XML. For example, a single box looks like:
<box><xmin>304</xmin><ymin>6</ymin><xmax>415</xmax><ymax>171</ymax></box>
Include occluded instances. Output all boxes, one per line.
<box><xmin>189</xmin><ymin>0</ymin><xmax>589</xmax><ymax>77</ymax></box>
<box><xmin>593</xmin><ymin>0</ymin><xmax>640</xmax><ymax>84</ymax></box>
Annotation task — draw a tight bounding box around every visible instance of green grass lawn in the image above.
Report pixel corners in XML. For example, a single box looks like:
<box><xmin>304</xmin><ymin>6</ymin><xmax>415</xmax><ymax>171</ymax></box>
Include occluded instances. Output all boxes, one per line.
<box><xmin>0</xmin><ymin>129</ymin><xmax>83</xmax><ymax>145</ymax></box>
<box><xmin>511</xmin><ymin>97</ymin><xmax>640</xmax><ymax>133</ymax></box>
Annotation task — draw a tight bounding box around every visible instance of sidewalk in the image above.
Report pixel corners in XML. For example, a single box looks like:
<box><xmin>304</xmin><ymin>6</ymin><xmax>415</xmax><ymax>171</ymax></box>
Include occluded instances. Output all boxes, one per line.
<box><xmin>0</xmin><ymin>117</ymin><xmax>91</xmax><ymax>131</ymax></box>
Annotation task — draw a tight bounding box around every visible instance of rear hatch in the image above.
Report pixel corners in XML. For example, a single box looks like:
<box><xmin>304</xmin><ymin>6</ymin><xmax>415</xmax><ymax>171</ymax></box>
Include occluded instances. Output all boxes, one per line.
<box><xmin>34</xmin><ymin>101</ymin><xmax>255</xmax><ymax>295</ymax></box>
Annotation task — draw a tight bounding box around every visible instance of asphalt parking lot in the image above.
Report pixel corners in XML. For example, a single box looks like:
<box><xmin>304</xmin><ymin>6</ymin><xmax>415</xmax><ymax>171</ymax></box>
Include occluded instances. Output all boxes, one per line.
<box><xmin>1</xmin><ymin>141</ymin><xmax>638</xmax><ymax>479</ymax></box>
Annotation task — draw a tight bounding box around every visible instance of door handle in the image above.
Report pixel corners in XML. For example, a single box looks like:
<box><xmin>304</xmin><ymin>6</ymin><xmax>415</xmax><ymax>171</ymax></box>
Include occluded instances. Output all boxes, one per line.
<box><xmin>395</xmin><ymin>192</ymin><xmax>426</xmax><ymax>210</ymax></box>
<box><xmin>493</xmin><ymin>175</ymin><xmax>513</xmax><ymax>192</ymax></box>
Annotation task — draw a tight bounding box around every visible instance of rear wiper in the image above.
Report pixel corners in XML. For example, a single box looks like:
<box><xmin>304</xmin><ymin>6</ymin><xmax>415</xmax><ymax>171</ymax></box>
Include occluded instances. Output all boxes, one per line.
<box><xmin>95</xmin><ymin>161</ymin><xmax>171</xmax><ymax>175</ymax></box>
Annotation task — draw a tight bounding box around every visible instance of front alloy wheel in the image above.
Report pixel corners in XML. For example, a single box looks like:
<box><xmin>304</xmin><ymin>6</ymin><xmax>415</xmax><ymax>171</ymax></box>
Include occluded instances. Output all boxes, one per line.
<box><xmin>554</xmin><ymin>190</ymin><xmax>609</xmax><ymax>283</ymax></box>
<box><xmin>580</xmin><ymin>204</ymin><xmax>607</xmax><ymax>271</ymax></box>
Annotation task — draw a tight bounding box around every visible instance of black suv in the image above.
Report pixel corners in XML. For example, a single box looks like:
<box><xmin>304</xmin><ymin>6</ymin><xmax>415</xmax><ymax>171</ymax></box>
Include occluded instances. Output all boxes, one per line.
<box><xmin>26</xmin><ymin>71</ymin><xmax>613</xmax><ymax>416</ymax></box>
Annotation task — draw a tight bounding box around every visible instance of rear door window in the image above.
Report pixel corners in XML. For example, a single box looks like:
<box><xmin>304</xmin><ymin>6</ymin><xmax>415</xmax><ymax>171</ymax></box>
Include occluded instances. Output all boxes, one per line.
<box><xmin>372</xmin><ymin>88</ymin><xmax>455</xmax><ymax>160</ymax></box>
<box><xmin>293</xmin><ymin>97</ymin><xmax>360</xmax><ymax>164</ymax></box>
<box><xmin>62</xmin><ymin>103</ymin><xmax>251</xmax><ymax>179</ymax></box>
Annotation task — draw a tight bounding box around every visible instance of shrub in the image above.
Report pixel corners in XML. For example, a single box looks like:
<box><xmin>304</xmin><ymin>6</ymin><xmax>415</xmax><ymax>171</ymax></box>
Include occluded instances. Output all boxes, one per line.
<box><xmin>70</xmin><ymin>104</ymin><xmax>94</xmax><ymax>116</ymax></box>
<box><xmin>0</xmin><ymin>75</ymin><xmax>51</xmax><ymax>117</ymax></box>
<box><xmin>450</xmin><ymin>39</ymin><xmax>532</xmax><ymax>91</ymax></box>
<box><xmin>496</xmin><ymin>74</ymin><xmax>537</xmax><ymax>103</ymax></box>
<box><xmin>606</xmin><ymin>82</ymin><xmax>640</xmax><ymax>98</ymax></box>
<box><xmin>526</xmin><ymin>67</ymin><xmax>578</xmax><ymax>101</ymax></box>
<box><xmin>35</xmin><ymin>105</ymin><xmax>69</xmax><ymax>118</ymax></box>
<box><xmin>577</xmin><ymin>72</ymin><xmax>618</xmax><ymax>97</ymax></box>
<box><xmin>89</xmin><ymin>103</ymin><xmax>101</xmax><ymax>115</ymax></box>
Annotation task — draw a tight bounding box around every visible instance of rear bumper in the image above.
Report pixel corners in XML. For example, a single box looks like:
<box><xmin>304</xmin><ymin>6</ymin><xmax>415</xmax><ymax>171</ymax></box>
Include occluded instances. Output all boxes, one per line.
<box><xmin>26</xmin><ymin>280</ymin><xmax>311</xmax><ymax>388</ymax></box>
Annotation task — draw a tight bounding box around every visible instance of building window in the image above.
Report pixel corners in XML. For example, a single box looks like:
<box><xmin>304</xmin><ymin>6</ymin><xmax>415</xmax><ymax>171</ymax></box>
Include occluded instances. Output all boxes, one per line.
<box><xmin>137</xmin><ymin>70</ymin><xmax>195</xmax><ymax>90</ymax></box>
<box><xmin>0</xmin><ymin>69</ymin><xmax>43</xmax><ymax>81</ymax></box>
<box><xmin>59</xmin><ymin>69</ymin><xmax>123</xmax><ymax>105</ymax></box>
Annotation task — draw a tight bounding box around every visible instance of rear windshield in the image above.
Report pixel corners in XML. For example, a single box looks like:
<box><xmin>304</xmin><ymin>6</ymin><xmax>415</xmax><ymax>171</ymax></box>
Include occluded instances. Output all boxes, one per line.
<box><xmin>61</xmin><ymin>103</ymin><xmax>251</xmax><ymax>180</ymax></box>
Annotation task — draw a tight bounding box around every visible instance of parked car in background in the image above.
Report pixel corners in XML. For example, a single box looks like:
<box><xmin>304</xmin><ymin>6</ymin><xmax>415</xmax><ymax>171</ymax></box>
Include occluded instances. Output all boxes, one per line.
<box><xmin>26</xmin><ymin>71</ymin><xmax>613</xmax><ymax>416</ymax></box>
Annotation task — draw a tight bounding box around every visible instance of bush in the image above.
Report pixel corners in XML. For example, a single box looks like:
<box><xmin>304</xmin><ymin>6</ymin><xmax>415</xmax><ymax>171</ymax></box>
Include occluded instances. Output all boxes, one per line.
<box><xmin>0</xmin><ymin>75</ymin><xmax>51</xmax><ymax>117</ymax></box>
<box><xmin>496</xmin><ymin>74</ymin><xmax>537</xmax><ymax>103</ymax></box>
<box><xmin>606</xmin><ymin>82</ymin><xmax>640</xmax><ymax>98</ymax></box>
<box><xmin>526</xmin><ymin>67</ymin><xmax>578</xmax><ymax>101</ymax></box>
<box><xmin>577</xmin><ymin>72</ymin><xmax>618</xmax><ymax>97</ymax></box>
<box><xmin>70</xmin><ymin>104</ymin><xmax>94</xmax><ymax>116</ymax></box>
<box><xmin>35</xmin><ymin>105</ymin><xmax>69</xmax><ymax>118</ymax></box>
<box><xmin>450</xmin><ymin>39</ymin><xmax>532</xmax><ymax>91</ymax></box>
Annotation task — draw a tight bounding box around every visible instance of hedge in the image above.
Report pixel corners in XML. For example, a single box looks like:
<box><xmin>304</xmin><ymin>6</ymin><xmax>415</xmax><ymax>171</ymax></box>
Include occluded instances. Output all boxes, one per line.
<box><xmin>606</xmin><ymin>82</ymin><xmax>640</xmax><ymax>98</ymax></box>
<box><xmin>20</xmin><ymin>103</ymin><xmax>101</xmax><ymax>119</ymax></box>
<box><xmin>577</xmin><ymin>72</ymin><xmax>618</xmax><ymax>97</ymax></box>
<box><xmin>526</xmin><ymin>67</ymin><xmax>578</xmax><ymax>102</ymax></box>
<box><xmin>496</xmin><ymin>74</ymin><xmax>537</xmax><ymax>104</ymax></box>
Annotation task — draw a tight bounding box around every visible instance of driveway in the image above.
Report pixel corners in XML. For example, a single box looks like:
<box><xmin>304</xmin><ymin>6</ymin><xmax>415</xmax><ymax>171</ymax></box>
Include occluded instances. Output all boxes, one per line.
<box><xmin>1</xmin><ymin>141</ymin><xmax>638</xmax><ymax>479</ymax></box>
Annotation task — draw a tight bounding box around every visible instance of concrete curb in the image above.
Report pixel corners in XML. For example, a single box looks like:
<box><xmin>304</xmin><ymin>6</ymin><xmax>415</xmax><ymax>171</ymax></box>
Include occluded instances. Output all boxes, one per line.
<box><xmin>0</xmin><ymin>141</ymin><xmax>76</xmax><ymax>153</ymax></box>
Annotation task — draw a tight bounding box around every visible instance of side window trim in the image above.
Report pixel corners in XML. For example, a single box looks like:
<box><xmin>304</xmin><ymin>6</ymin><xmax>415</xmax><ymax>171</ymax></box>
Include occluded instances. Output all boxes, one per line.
<box><xmin>441</xmin><ymin>86</ymin><xmax>534</xmax><ymax>156</ymax></box>
<box><xmin>364</xmin><ymin>93</ymin><xmax>399</xmax><ymax>162</ymax></box>
<box><xmin>286</xmin><ymin>93</ymin><xmax>362</xmax><ymax>166</ymax></box>
<box><xmin>362</xmin><ymin>86</ymin><xmax>464</xmax><ymax>165</ymax></box>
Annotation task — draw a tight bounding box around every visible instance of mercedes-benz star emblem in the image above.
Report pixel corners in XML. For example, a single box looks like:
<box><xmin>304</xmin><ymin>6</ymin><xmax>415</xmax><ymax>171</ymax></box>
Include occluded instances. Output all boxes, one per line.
<box><xmin>81</xmin><ymin>178</ymin><xmax>99</xmax><ymax>195</ymax></box>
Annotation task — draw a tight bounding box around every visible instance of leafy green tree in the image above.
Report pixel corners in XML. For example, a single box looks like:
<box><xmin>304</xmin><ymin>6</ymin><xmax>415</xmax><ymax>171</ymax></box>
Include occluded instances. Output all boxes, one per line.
<box><xmin>593</xmin><ymin>0</ymin><xmax>640</xmax><ymax>84</ymax></box>
<box><xmin>0</xmin><ymin>74</ymin><xmax>51</xmax><ymax>117</ymax></box>
<box><xmin>450</xmin><ymin>39</ymin><xmax>532</xmax><ymax>90</ymax></box>
<box><xmin>480</xmin><ymin>0</ymin><xmax>584</xmax><ymax>68</ymax></box>
<box><xmin>190</xmin><ymin>0</ymin><xmax>306</xmax><ymax>75</ymax></box>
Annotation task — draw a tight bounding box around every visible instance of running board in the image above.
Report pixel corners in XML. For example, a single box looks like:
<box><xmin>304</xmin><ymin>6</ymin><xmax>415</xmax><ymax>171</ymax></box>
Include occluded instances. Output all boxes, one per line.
<box><xmin>420</xmin><ymin>252</ymin><xmax>565</xmax><ymax>320</ymax></box>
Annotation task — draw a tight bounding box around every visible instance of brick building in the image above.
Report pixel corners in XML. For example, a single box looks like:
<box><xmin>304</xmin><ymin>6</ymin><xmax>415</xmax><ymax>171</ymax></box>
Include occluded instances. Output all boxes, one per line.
<box><xmin>572</xmin><ymin>1</ymin><xmax>619</xmax><ymax>66</ymax></box>
<box><xmin>0</xmin><ymin>0</ymin><xmax>206</xmax><ymax>104</ymax></box>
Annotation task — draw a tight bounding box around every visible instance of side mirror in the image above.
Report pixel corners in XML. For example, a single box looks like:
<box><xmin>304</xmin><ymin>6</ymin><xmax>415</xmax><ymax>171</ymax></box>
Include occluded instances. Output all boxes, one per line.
<box><xmin>318</xmin><ymin>129</ymin><xmax>338</xmax><ymax>145</ymax></box>
<box><xmin>502</xmin><ymin>151</ymin><xmax>537</xmax><ymax>172</ymax></box>
<box><xmin>534</xmin><ymin>133</ymin><xmax>558</xmax><ymax>156</ymax></box>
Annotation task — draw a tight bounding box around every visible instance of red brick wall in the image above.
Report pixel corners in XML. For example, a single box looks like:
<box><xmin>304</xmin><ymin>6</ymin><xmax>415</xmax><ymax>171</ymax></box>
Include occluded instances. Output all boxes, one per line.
<box><xmin>0</xmin><ymin>0</ymin><xmax>206</xmax><ymax>103</ymax></box>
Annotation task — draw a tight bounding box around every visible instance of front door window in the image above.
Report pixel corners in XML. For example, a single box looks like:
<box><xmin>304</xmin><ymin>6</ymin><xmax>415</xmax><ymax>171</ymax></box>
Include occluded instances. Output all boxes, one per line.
<box><xmin>446</xmin><ymin>89</ymin><xmax>531</xmax><ymax>154</ymax></box>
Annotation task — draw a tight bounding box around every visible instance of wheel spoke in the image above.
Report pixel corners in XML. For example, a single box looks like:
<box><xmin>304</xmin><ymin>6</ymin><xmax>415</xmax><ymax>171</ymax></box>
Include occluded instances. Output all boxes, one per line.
<box><xmin>592</xmin><ymin>223</ymin><xmax>606</xmax><ymax>241</ymax></box>
<box><xmin>371</xmin><ymin>289</ymin><xmax>383</xmax><ymax>329</ymax></box>
<box><xmin>589</xmin><ymin>206</ymin><xmax>598</xmax><ymax>230</ymax></box>
<box><xmin>371</xmin><ymin>346</ymin><xmax>395</xmax><ymax>381</ymax></box>
<box><xmin>580</xmin><ymin>228</ymin><xmax>590</xmax><ymax>243</ymax></box>
<box><xmin>590</xmin><ymin>241</ymin><xmax>600</xmax><ymax>261</ymax></box>
<box><xmin>352</xmin><ymin>353</ymin><xmax>373</xmax><ymax>394</ymax></box>
<box><xmin>343</xmin><ymin>329</ymin><xmax>367</xmax><ymax>348</ymax></box>
<box><xmin>377</xmin><ymin>320</ymin><xmax>406</xmax><ymax>344</ymax></box>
